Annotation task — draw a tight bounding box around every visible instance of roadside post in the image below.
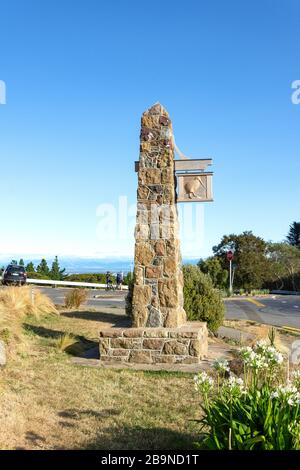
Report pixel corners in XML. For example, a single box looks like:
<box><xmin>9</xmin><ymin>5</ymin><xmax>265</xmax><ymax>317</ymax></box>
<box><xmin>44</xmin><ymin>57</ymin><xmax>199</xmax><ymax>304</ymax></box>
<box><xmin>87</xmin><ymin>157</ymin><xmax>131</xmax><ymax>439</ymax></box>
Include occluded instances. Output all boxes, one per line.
<box><xmin>31</xmin><ymin>286</ymin><xmax>35</xmax><ymax>305</ymax></box>
<box><xmin>227</xmin><ymin>250</ymin><xmax>234</xmax><ymax>295</ymax></box>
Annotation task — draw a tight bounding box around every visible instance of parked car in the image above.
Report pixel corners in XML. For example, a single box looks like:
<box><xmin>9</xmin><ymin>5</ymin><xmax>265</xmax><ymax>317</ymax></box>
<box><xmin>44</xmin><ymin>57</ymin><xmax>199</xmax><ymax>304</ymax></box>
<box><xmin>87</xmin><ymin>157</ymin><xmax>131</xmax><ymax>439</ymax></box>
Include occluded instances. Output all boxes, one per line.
<box><xmin>2</xmin><ymin>264</ymin><xmax>27</xmax><ymax>286</ymax></box>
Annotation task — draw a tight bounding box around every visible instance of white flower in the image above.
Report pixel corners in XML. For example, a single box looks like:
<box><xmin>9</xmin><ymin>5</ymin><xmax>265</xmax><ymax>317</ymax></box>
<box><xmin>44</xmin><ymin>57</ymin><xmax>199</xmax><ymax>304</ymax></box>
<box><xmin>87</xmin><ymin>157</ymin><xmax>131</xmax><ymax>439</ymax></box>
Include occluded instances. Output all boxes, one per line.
<box><xmin>278</xmin><ymin>384</ymin><xmax>298</xmax><ymax>395</ymax></box>
<box><xmin>213</xmin><ymin>358</ymin><xmax>230</xmax><ymax>373</ymax></box>
<box><xmin>240</xmin><ymin>344</ymin><xmax>283</xmax><ymax>369</ymax></box>
<box><xmin>222</xmin><ymin>375</ymin><xmax>245</xmax><ymax>397</ymax></box>
<box><xmin>194</xmin><ymin>372</ymin><xmax>214</xmax><ymax>394</ymax></box>
<box><xmin>263</xmin><ymin>346</ymin><xmax>284</xmax><ymax>366</ymax></box>
<box><xmin>291</xmin><ymin>370</ymin><xmax>300</xmax><ymax>390</ymax></box>
<box><xmin>270</xmin><ymin>384</ymin><xmax>300</xmax><ymax>406</ymax></box>
<box><xmin>240</xmin><ymin>347</ymin><xmax>257</xmax><ymax>364</ymax></box>
<box><xmin>194</xmin><ymin>371</ymin><xmax>211</xmax><ymax>384</ymax></box>
<box><xmin>228</xmin><ymin>376</ymin><xmax>244</xmax><ymax>388</ymax></box>
<box><xmin>255</xmin><ymin>339</ymin><xmax>268</xmax><ymax>351</ymax></box>
<box><xmin>249</xmin><ymin>352</ymin><xmax>268</xmax><ymax>369</ymax></box>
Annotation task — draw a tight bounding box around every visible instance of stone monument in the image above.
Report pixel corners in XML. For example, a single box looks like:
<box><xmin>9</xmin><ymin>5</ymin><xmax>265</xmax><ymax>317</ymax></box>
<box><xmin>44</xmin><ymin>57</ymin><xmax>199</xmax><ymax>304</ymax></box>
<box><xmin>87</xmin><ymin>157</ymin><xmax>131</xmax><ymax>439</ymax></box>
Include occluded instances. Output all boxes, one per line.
<box><xmin>99</xmin><ymin>103</ymin><xmax>209</xmax><ymax>365</ymax></box>
<box><xmin>132</xmin><ymin>102</ymin><xmax>186</xmax><ymax>329</ymax></box>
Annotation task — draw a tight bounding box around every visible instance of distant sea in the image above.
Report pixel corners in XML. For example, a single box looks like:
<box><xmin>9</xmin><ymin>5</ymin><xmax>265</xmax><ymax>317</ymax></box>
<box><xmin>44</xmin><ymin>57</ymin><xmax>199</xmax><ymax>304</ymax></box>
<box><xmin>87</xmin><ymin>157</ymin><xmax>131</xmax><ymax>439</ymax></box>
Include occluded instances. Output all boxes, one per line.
<box><xmin>0</xmin><ymin>256</ymin><xmax>199</xmax><ymax>274</ymax></box>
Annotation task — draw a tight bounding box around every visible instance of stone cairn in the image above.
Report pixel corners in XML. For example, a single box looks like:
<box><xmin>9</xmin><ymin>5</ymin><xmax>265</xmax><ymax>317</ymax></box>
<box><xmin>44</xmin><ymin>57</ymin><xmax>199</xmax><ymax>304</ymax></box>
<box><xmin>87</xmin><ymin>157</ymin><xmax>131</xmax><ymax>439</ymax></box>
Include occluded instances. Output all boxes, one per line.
<box><xmin>99</xmin><ymin>103</ymin><xmax>208</xmax><ymax>365</ymax></box>
<box><xmin>132</xmin><ymin>103</ymin><xmax>186</xmax><ymax>329</ymax></box>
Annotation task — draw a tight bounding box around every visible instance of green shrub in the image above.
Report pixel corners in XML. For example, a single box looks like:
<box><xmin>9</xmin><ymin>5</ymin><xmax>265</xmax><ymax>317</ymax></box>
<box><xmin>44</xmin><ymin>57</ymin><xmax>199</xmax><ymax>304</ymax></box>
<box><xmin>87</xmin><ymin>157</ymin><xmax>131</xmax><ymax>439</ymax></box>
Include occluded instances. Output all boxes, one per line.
<box><xmin>26</xmin><ymin>271</ymin><xmax>50</xmax><ymax>280</ymax></box>
<box><xmin>250</xmin><ymin>289</ymin><xmax>270</xmax><ymax>296</ymax></box>
<box><xmin>64</xmin><ymin>289</ymin><xmax>88</xmax><ymax>309</ymax></box>
<box><xmin>125</xmin><ymin>278</ymin><xmax>134</xmax><ymax>320</ymax></box>
<box><xmin>65</xmin><ymin>273</ymin><xmax>116</xmax><ymax>284</ymax></box>
<box><xmin>123</xmin><ymin>272</ymin><xmax>133</xmax><ymax>286</ymax></box>
<box><xmin>65</xmin><ymin>273</ymin><xmax>98</xmax><ymax>283</ymax></box>
<box><xmin>195</xmin><ymin>342</ymin><xmax>300</xmax><ymax>450</ymax></box>
<box><xmin>55</xmin><ymin>333</ymin><xmax>77</xmax><ymax>352</ymax></box>
<box><xmin>183</xmin><ymin>264</ymin><xmax>224</xmax><ymax>332</ymax></box>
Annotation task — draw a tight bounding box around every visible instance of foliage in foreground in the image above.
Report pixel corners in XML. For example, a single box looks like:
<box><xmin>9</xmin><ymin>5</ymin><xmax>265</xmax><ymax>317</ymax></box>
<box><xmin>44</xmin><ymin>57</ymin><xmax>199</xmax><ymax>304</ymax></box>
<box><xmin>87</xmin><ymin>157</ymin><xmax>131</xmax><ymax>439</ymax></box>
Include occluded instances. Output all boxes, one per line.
<box><xmin>125</xmin><ymin>265</ymin><xmax>224</xmax><ymax>331</ymax></box>
<box><xmin>183</xmin><ymin>264</ymin><xmax>224</xmax><ymax>332</ymax></box>
<box><xmin>64</xmin><ymin>288</ymin><xmax>88</xmax><ymax>309</ymax></box>
<box><xmin>125</xmin><ymin>278</ymin><xmax>134</xmax><ymax>320</ymax></box>
<box><xmin>0</xmin><ymin>286</ymin><xmax>58</xmax><ymax>353</ymax></box>
<box><xmin>55</xmin><ymin>333</ymin><xmax>77</xmax><ymax>352</ymax></box>
<box><xmin>0</xmin><ymin>286</ymin><xmax>58</xmax><ymax>320</ymax></box>
<box><xmin>198</xmin><ymin>257</ymin><xmax>228</xmax><ymax>289</ymax></box>
<box><xmin>195</xmin><ymin>341</ymin><xmax>300</xmax><ymax>450</ymax></box>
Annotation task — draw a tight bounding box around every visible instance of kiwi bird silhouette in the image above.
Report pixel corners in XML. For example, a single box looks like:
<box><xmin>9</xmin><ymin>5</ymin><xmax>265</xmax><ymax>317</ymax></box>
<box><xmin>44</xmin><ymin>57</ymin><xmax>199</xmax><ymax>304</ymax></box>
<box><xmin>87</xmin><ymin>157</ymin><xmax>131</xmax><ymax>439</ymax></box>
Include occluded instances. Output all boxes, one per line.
<box><xmin>184</xmin><ymin>176</ymin><xmax>205</xmax><ymax>199</ymax></box>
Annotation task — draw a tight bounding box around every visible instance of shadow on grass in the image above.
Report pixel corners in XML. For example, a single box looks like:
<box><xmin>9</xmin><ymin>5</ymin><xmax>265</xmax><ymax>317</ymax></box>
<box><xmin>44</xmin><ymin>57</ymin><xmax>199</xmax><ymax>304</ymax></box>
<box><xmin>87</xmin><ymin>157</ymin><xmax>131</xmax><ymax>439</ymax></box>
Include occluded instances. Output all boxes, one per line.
<box><xmin>58</xmin><ymin>408</ymin><xmax>121</xmax><ymax>420</ymax></box>
<box><xmin>61</xmin><ymin>310</ymin><xmax>130</xmax><ymax>327</ymax></box>
<box><xmin>54</xmin><ymin>406</ymin><xmax>198</xmax><ymax>450</ymax></box>
<box><xmin>83</xmin><ymin>425</ymin><xmax>198</xmax><ymax>450</ymax></box>
<box><xmin>23</xmin><ymin>324</ymin><xmax>98</xmax><ymax>357</ymax></box>
<box><xmin>25</xmin><ymin>431</ymin><xmax>46</xmax><ymax>444</ymax></box>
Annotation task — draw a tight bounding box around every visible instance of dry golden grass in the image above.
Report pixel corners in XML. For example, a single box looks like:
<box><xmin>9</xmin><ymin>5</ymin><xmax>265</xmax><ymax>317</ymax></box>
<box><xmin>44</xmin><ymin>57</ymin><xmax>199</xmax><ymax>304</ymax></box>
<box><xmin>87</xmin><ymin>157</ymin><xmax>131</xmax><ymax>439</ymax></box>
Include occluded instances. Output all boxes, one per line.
<box><xmin>0</xmin><ymin>306</ymin><xmax>199</xmax><ymax>450</ymax></box>
<box><xmin>0</xmin><ymin>286</ymin><xmax>58</xmax><ymax>319</ymax></box>
<box><xmin>223</xmin><ymin>319</ymin><xmax>293</xmax><ymax>354</ymax></box>
<box><xmin>55</xmin><ymin>333</ymin><xmax>77</xmax><ymax>352</ymax></box>
<box><xmin>0</xmin><ymin>357</ymin><xmax>198</xmax><ymax>450</ymax></box>
<box><xmin>0</xmin><ymin>286</ymin><xmax>58</xmax><ymax>356</ymax></box>
<box><xmin>64</xmin><ymin>289</ymin><xmax>88</xmax><ymax>309</ymax></box>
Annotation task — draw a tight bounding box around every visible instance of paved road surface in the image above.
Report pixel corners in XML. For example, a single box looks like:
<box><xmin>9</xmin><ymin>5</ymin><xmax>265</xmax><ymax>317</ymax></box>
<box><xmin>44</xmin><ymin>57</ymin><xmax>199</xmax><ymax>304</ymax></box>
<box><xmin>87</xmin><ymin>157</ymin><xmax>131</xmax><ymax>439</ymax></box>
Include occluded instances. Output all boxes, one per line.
<box><xmin>2</xmin><ymin>285</ymin><xmax>300</xmax><ymax>330</ymax></box>
<box><xmin>38</xmin><ymin>286</ymin><xmax>127</xmax><ymax>309</ymax></box>
<box><xmin>42</xmin><ymin>288</ymin><xmax>300</xmax><ymax>330</ymax></box>
<box><xmin>225</xmin><ymin>295</ymin><xmax>300</xmax><ymax>330</ymax></box>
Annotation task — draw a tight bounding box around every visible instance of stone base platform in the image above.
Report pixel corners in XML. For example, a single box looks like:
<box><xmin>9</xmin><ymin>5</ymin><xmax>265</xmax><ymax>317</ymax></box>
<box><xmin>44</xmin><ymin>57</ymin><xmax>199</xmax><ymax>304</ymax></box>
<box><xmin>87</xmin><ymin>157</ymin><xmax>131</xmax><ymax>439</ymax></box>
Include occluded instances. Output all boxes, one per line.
<box><xmin>99</xmin><ymin>323</ymin><xmax>208</xmax><ymax>365</ymax></box>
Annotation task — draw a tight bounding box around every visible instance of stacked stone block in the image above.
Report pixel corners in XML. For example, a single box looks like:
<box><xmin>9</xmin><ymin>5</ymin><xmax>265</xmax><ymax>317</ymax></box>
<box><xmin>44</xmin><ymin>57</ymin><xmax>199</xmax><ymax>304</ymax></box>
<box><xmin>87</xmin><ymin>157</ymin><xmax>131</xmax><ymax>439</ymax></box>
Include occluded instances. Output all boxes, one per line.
<box><xmin>132</xmin><ymin>103</ymin><xmax>186</xmax><ymax>328</ymax></box>
<box><xmin>99</xmin><ymin>325</ymin><xmax>208</xmax><ymax>364</ymax></box>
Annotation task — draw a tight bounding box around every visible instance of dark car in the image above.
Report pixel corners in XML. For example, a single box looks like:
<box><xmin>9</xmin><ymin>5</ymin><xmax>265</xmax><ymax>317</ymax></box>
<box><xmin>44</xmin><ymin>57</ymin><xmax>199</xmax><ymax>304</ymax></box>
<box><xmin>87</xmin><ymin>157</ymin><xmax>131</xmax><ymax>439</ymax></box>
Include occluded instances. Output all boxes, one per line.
<box><xmin>2</xmin><ymin>265</ymin><xmax>27</xmax><ymax>286</ymax></box>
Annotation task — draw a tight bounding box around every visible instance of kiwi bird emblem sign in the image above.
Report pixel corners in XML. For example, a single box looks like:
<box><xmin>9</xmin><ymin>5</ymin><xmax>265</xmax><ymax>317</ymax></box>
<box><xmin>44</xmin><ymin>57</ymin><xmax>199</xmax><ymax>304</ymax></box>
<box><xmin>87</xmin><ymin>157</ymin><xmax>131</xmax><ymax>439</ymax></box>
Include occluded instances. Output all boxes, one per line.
<box><xmin>184</xmin><ymin>175</ymin><xmax>206</xmax><ymax>199</ymax></box>
<box><xmin>177</xmin><ymin>172</ymin><xmax>213</xmax><ymax>203</ymax></box>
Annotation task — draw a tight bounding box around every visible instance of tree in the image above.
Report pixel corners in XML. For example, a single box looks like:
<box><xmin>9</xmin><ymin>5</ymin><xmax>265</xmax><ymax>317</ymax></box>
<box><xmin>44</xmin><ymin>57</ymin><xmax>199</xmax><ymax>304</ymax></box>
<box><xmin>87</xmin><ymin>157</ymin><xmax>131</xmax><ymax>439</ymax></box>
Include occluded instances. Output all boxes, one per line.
<box><xmin>50</xmin><ymin>256</ymin><xmax>65</xmax><ymax>280</ymax></box>
<box><xmin>25</xmin><ymin>262</ymin><xmax>35</xmax><ymax>272</ymax></box>
<box><xmin>19</xmin><ymin>259</ymin><xmax>25</xmax><ymax>266</ymax></box>
<box><xmin>212</xmin><ymin>231</ymin><xmax>270</xmax><ymax>291</ymax></box>
<box><xmin>198</xmin><ymin>257</ymin><xmax>228</xmax><ymax>289</ymax></box>
<box><xmin>286</xmin><ymin>222</ymin><xmax>300</xmax><ymax>249</ymax></box>
<box><xmin>37</xmin><ymin>258</ymin><xmax>50</xmax><ymax>277</ymax></box>
<box><xmin>267</xmin><ymin>242</ymin><xmax>300</xmax><ymax>291</ymax></box>
<box><xmin>11</xmin><ymin>260</ymin><xmax>18</xmax><ymax>265</ymax></box>
<box><xmin>123</xmin><ymin>272</ymin><xmax>133</xmax><ymax>286</ymax></box>
<box><xmin>183</xmin><ymin>264</ymin><xmax>224</xmax><ymax>332</ymax></box>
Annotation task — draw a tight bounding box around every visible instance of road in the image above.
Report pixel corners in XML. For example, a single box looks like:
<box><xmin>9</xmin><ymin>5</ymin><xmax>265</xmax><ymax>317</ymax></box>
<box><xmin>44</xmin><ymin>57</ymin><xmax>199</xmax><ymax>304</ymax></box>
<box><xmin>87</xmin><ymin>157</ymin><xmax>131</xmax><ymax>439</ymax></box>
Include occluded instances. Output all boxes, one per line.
<box><xmin>225</xmin><ymin>295</ymin><xmax>300</xmax><ymax>330</ymax></box>
<box><xmin>38</xmin><ymin>286</ymin><xmax>127</xmax><ymax>309</ymax></box>
<box><xmin>42</xmin><ymin>288</ymin><xmax>300</xmax><ymax>330</ymax></box>
<box><xmin>2</xmin><ymin>285</ymin><xmax>300</xmax><ymax>330</ymax></box>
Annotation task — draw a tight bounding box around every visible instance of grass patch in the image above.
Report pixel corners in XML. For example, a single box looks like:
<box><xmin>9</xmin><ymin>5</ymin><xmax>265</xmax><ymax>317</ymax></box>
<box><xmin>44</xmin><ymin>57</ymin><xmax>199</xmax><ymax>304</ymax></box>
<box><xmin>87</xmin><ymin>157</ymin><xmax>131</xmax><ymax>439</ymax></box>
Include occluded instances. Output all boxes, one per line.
<box><xmin>0</xmin><ymin>301</ymin><xmax>199</xmax><ymax>450</ymax></box>
<box><xmin>55</xmin><ymin>333</ymin><xmax>78</xmax><ymax>352</ymax></box>
<box><xmin>0</xmin><ymin>286</ymin><xmax>58</xmax><ymax>357</ymax></box>
<box><xmin>64</xmin><ymin>289</ymin><xmax>88</xmax><ymax>309</ymax></box>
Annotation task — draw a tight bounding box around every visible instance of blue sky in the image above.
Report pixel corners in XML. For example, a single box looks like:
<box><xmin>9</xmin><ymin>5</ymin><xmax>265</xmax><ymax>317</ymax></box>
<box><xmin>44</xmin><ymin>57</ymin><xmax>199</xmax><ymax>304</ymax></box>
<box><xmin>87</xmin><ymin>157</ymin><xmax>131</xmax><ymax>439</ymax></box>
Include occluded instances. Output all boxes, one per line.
<box><xmin>0</xmin><ymin>0</ymin><xmax>299</xmax><ymax>260</ymax></box>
